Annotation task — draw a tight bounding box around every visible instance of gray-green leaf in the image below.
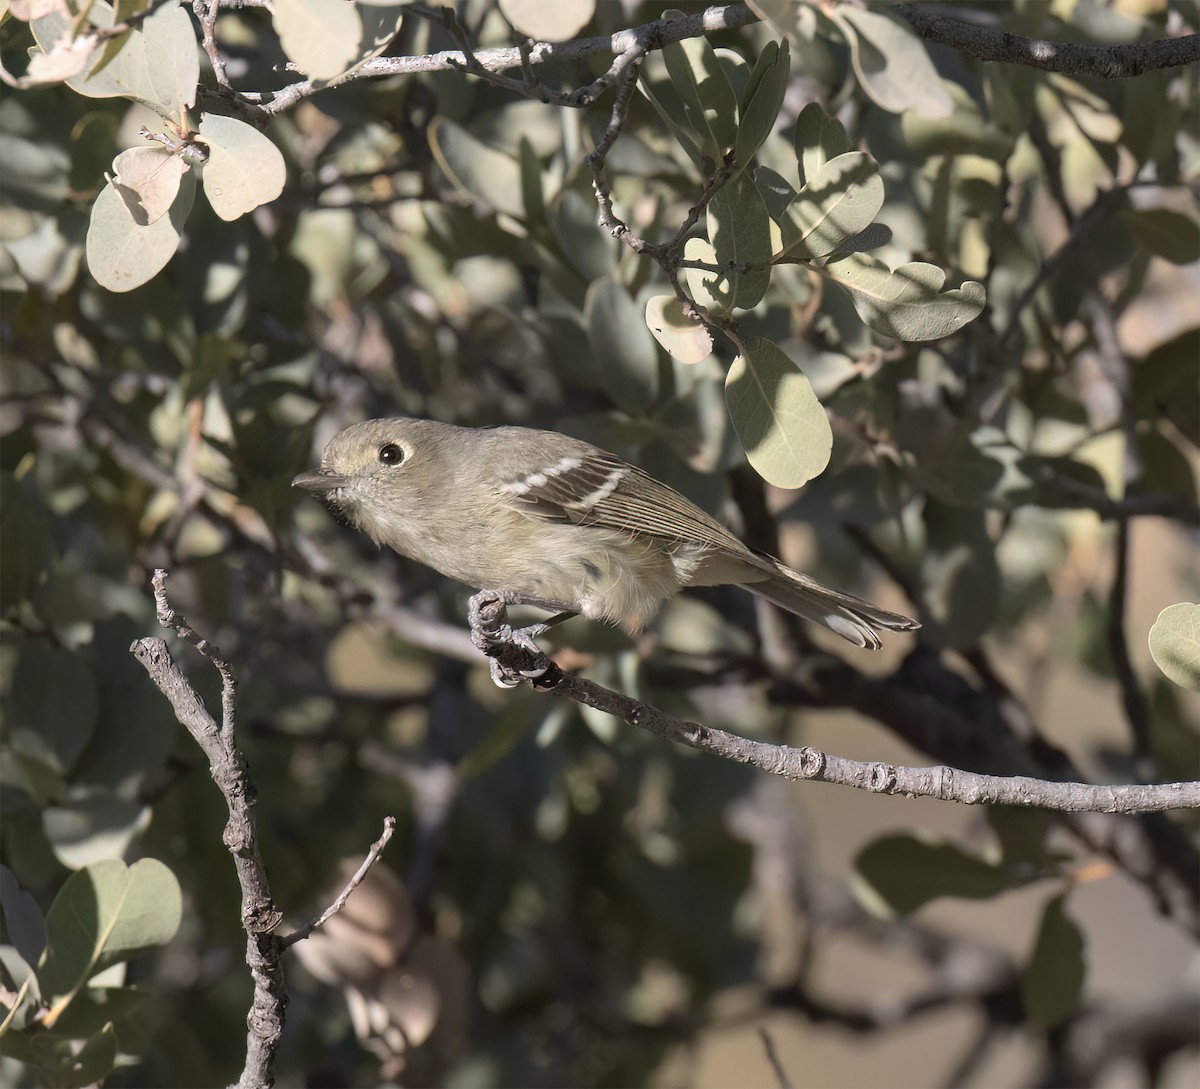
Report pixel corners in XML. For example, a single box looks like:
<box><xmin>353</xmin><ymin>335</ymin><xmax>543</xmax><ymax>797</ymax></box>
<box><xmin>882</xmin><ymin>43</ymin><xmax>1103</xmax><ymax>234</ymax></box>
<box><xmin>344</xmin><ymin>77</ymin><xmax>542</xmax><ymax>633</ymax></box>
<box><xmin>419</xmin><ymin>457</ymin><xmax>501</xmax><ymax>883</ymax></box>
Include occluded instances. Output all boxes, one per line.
<box><xmin>707</xmin><ymin>171</ymin><xmax>772</xmax><ymax>309</ymax></box>
<box><xmin>725</xmin><ymin>336</ymin><xmax>831</xmax><ymax>488</ymax></box>
<box><xmin>197</xmin><ymin>114</ymin><xmax>287</xmax><ymax>221</ymax></box>
<box><xmin>585</xmin><ymin>277</ymin><xmax>661</xmax><ymax>413</ymax></box>
<box><xmin>428</xmin><ymin>118</ymin><xmax>524</xmax><ymax>219</ymax></box>
<box><xmin>733</xmin><ymin>39</ymin><xmax>789</xmax><ymax>172</ymax></box>
<box><xmin>821</xmin><ymin>251</ymin><xmax>985</xmax><ymax>341</ymax></box>
<box><xmin>273</xmin><ymin>0</ymin><xmax>363</xmax><ymax>81</ymax></box>
<box><xmin>38</xmin><ymin>858</ymin><xmax>182</xmax><ymax>1026</ymax></box>
<box><xmin>782</xmin><ymin>151</ymin><xmax>883</xmax><ymax>260</ymax></box>
<box><xmin>645</xmin><ymin>295</ymin><xmax>713</xmax><ymax>365</ymax></box>
<box><xmin>836</xmin><ymin>7</ymin><xmax>953</xmax><ymax>119</ymax></box>
<box><xmin>1148</xmin><ymin>602</ymin><xmax>1200</xmax><ymax>691</ymax></box>
<box><xmin>794</xmin><ymin>102</ymin><xmax>850</xmax><ymax>188</ymax></box>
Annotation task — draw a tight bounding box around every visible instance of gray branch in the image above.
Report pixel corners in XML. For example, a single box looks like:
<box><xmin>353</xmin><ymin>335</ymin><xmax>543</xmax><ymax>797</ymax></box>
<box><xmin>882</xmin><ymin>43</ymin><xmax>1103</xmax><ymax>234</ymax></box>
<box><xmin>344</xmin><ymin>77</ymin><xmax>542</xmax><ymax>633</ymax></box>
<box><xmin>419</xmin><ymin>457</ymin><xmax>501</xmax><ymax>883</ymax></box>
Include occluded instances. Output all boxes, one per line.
<box><xmin>467</xmin><ymin>593</ymin><xmax>1200</xmax><ymax>816</ymax></box>
<box><xmin>895</xmin><ymin>3</ymin><xmax>1200</xmax><ymax>78</ymax></box>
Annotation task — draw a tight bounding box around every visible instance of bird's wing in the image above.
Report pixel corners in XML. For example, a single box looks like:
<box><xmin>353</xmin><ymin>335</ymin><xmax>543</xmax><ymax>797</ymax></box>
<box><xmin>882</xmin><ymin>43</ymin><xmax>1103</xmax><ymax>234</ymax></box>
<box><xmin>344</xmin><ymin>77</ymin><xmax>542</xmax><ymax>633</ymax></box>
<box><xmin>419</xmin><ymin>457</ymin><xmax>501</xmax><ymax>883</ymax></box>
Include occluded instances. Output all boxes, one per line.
<box><xmin>496</xmin><ymin>449</ymin><xmax>750</xmax><ymax>554</ymax></box>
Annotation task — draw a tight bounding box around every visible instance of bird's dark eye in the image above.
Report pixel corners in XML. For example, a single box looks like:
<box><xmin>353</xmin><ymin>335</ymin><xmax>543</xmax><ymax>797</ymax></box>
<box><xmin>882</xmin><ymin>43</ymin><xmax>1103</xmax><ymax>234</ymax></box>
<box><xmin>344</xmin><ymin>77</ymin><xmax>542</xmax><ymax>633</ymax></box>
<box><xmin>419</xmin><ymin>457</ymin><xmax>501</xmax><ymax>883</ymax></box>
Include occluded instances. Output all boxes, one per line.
<box><xmin>379</xmin><ymin>443</ymin><xmax>405</xmax><ymax>465</ymax></box>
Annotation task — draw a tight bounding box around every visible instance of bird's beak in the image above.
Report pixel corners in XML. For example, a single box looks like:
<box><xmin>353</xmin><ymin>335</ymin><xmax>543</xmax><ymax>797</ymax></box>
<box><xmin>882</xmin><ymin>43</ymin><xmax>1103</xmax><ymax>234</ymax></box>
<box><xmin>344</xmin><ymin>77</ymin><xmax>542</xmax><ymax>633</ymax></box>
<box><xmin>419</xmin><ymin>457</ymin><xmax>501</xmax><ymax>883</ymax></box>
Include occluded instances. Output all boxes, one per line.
<box><xmin>292</xmin><ymin>468</ymin><xmax>349</xmax><ymax>493</ymax></box>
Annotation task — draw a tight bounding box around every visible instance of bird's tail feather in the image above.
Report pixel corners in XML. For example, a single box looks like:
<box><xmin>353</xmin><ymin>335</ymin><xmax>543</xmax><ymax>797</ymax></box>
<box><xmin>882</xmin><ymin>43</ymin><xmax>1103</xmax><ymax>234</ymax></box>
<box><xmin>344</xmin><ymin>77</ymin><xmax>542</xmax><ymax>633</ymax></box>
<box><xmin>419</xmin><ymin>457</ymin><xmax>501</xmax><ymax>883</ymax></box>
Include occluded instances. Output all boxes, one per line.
<box><xmin>742</xmin><ymin>560</ymin><xmax>919</xmax><ymax>650</ymax></box>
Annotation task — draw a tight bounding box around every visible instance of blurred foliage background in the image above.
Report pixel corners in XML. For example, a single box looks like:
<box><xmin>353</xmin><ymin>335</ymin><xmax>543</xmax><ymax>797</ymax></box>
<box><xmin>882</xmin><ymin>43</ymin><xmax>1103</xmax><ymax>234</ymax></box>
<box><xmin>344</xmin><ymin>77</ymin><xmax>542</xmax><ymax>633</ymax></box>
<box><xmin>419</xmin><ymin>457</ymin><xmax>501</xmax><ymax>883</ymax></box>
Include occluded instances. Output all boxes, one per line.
<box><xmin>1</xmin><ymin>0</ymin><xmax>1198</xmax><ymax>1086</ymax></box>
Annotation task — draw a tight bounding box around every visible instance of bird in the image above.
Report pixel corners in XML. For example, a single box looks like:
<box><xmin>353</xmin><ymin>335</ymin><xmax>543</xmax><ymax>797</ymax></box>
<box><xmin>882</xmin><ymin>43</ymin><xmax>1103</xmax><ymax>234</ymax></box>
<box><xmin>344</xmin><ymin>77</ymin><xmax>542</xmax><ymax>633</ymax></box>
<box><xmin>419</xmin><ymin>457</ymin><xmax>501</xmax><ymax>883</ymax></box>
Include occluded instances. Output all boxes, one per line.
<box><xmin>293</xmin><ymin>417</ymin><xmax>919</xmax><ymax>649</ymax></box>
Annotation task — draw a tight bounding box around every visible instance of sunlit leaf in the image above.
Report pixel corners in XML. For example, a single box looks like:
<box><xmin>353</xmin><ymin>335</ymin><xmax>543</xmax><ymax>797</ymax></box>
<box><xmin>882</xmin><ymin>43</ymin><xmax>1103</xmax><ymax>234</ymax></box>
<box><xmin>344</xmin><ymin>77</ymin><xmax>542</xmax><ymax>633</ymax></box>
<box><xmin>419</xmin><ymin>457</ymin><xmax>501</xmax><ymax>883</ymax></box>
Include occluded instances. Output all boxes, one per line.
<box><xmin>498</xmin><ymin>0</ymin><xmax>594</xmax><ymax>41</ymax></box>
<box><xmin>197</xmin><ymin>114</ymin><xmax>287</xmax><ymax>221</ymax></box>
<box><xmin>725</xmin><ymin>336</ymin><xmax>831</xmax><ymax>488</ymax></box>
<box><xmin>111</xmin><ymin>145</ymin><xmax>186</xmax><ymax>225</ymax></box>
<box><xmin>273</xmin><ymin>0</ymin><xmax>362</xmax><ymax>81</ymax></box>
<box><xmin>782</xmin><ymin>151</ymin><xmax>883</xmax><ymax>260</ymax></box>
<box><xmin>1149</xmin><ymin>603</ymin><xmax>1200</xmax><ymax>691</ymax></box>
<box><xmin>645</xmin><ymin>295</ymin><xmax>713</xmax><ymax>364</ymax></box>
<box><xmin>794</xmin><ymin>102</ymin><xmax>849</xmax><ymax>188</ymax></box>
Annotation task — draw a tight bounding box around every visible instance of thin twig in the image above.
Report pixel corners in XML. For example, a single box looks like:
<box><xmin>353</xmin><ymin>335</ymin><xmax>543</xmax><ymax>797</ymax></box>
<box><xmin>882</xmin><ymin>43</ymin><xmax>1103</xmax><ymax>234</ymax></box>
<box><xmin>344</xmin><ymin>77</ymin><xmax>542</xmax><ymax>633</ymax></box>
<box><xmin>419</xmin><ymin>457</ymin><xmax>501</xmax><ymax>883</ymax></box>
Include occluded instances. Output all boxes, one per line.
<box><xmin>193</xmin><ymin>0</ymin><xmax>232</xmax><ymax>90</ymax></box>
<box><xmin>283</xmin><ymin>817</ymin><xmax>397</xmax><ymax>948</ymax></box>
<box><xmin>758</xmin><ymin>1027</ymin><xmax>795</xmax><ymax>1089</ymax></box>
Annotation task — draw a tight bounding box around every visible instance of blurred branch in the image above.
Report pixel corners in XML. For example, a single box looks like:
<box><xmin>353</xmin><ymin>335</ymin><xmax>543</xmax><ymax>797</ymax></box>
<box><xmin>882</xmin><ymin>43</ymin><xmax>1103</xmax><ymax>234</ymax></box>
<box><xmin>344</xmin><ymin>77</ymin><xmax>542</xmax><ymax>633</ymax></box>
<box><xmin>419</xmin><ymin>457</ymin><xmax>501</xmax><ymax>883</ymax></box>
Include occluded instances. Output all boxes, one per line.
<box><xmin>894</xmin><ymin>3</ymin><xmax>1200</xmax><ymax>77</ymax></box>
<box><xmin>466</xmin><ymin>592</ymin><xmax>1200</xmax><ymax>815</ymax></box>
<box><xmin>758</xmin><ymin>1027</ymin><xmax>794</xmax><ymax>1089</ymax></box>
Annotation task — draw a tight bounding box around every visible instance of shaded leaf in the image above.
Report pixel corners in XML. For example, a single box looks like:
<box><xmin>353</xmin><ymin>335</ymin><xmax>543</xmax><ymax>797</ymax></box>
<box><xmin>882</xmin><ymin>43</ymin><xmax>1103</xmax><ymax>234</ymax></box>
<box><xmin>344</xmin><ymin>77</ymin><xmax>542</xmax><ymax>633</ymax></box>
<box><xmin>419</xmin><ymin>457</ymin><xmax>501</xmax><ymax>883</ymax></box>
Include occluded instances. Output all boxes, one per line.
<box><xmin>855</xmin><ymin>833</ymin><xmax>1012</xmax><ymax>917</ymax></box>
<box><xmin>1148</xmin><ymin>603</ymin><xmax>1200</xmax><ymax>691</ymax></box>
<box><xmin>821</xmin><ymin>251</ymin><xmax>985</xmax><ymax>341</ymax></box>
<box><xmin>43</xmin><ymin>795</ymin><xmax>152</xmax><ymax>871</ymax></box>
<box><xmin>707</xmin><ymin>171</ymin><xmax>772</xmax><ymax>309</ymax></box>
<box><xmin>585</xmin><ymin>277</ymin><xmax>660</xmax><ymax>413</ymax></box>
<box><xmin>733</xmin><ymin>39</ymin><xmax>789</xmax><ymax>172</ymax></box>
<box><xmin>85</xmin><ymin>169</ymin><xmax>195</xmax><ymax>292</ymax></box>
<box><xmin>794</xmin><ymin>102</ymin><xmax>849</xmax><ymax>188</ymax></box>
<box><xmin>1127</xmin><ymin>208</ymin><xmax>1200</xmax><ymax>266</ymax></box>
<box><xmin>0</xmin><ymin>865</ymin><xmax>47</xmax><ymax>969</ymax></box>
<box><xmin>9</xmin><ymin>641</ymin><xmax>97</xmax><ymax>776</ymax></box>
<box><xmin>921</xmin><ymin>501</ymin><xmax>999</xmax><ymax>648</ymax></box>
<box><xmin>683</xmin><ymin>237</ymin><xmax>726</xmax><ymax>315</ymax></box>
<box><xmin>197</xmin><ymin>114</ymin><xmax>287</xmax><ymax>221</ymax></box>
<box><xmin>662</xmin><ymin>29</ymin><xmax>738</xmax><ymax>154</ymax></box>
<box><xmin>428</xmin><ymin>118</ymin><xmax>524</xmax><ymax>218</ymax></box>
<box><xmin>1022</xmin><ymin>894</ymin><xmax>1085</xmax><ymax>1028</ymax></box>
<box><xmin>645</xmin><ymin>295</ymin><xmax>713</xmax><ymax>365</ymax></box>
<box><xmin>725</xmin><ymin>336</ymin><xmax>831</xmax><ymax>488</ymax></box>
<box><xmin>38</xmin><ymin>858</ymin><xmax>182</xmax><ymax>1026</ymax></box>
<box><xmin>836</xmin><ymin>7</ymin><xmax>953</xmax><ymax>119</ymax></box>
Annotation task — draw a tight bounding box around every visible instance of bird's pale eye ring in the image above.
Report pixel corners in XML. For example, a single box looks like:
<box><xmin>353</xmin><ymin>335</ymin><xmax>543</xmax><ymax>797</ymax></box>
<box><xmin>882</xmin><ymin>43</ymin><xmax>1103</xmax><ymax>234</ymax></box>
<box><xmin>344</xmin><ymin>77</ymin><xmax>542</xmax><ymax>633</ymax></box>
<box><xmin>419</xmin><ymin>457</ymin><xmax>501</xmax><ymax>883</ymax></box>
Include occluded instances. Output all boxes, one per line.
<box><xmin>379</xmin><ymin>443</ymin><xmax>405</xmax><ymax>465</ymax></box>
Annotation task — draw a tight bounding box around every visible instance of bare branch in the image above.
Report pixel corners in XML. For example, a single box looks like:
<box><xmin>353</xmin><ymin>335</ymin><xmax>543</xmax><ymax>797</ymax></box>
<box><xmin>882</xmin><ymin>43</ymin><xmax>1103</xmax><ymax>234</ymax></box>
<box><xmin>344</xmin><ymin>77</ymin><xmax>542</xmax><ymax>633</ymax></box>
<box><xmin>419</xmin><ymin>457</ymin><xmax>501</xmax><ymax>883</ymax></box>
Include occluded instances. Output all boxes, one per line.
<box><xmin>283</xmin><ymin>817</ymin><xmax>397</xmax><ymax>948</ymax></box>
<box><xmin>894</xmin><ymin>3</ymin><xmax>1200</xmax><ymax>78</ymax></box>
<box><xmin>466</xmin><ymin>593</ymin><xmax>1200</xmax><ymax>816</ymax></box>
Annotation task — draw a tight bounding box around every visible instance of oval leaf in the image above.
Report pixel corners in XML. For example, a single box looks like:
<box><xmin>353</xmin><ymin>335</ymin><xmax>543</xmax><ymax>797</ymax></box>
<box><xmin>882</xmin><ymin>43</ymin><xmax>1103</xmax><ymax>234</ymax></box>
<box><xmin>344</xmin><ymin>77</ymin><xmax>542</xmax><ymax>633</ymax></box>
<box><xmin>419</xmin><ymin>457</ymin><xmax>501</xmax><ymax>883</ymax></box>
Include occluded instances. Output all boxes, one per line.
<box><xmin>794</xmin><ymin>102</ymin><xmax>850</xmax><ymax>188</ymax></box>
<box><xmin>1148</xmin><ymin>602</ymin><xmax>1200</xmax><ymax>690</ymax></box>
<box><xmin>197</xmin><ymin>114</ymin><xmax>287</xmax><ymax>221</ymax></box>
<box><xmin>683</xmin><ymin>236</ymin><xmax>728</xmax><ymax>316</ymax></box>
<box><xmin>428</xmin><ymin>118</ymin><xmax>524</xmax><ymax>218</ymax></box>
<box><xmin>38</xmin><ymin>858</ymin><xmax>182</xmax><ymax>1026</ymax></box>
<box><xmin>782</xmin><ymin>151</ymin><xmax>883</xmax><ymax>260</ymax></box>
<box><xmin>725</xmin><ymin>336</ymin><xmax>831</xmax><ymax>488</ymax></box>
<box><xmin>836</xmin><ymin>7</ymin><xmax>953</xmax><ymax>119</ymax></box>
<box><xmin>733</xmin><ymin>38</ymin><xmax>789</xmax><ymax>171</ymax></box>
<box><xmin>498</xmin><ymin>0</ymin><xmax>594</xmax><ymax>41</ymax></box>
<box><xmin>822</xmin><ymin>252</ymin><xmax>985</xmax><ymax>341</ymax></box>
<box><xmin>273</xmin><ymin>0</ymin><xmax>362</xmax><ymax>81</ymax></box>
<box><xmin>707</xmin><ymin>171</ymin><xmax>772</xmax><ymax>309</ymax></box>
<box><xmin>585</xmin><ymin>277</ymin><xmax>660</xmax><ymax>413</ymax></box>
<box><xmin>1022</xmin><ymin>894</ymin><xmax>1085</xmax><ymax>1028</ymax></box>
<box><xmin>86</xmin><ymin>170</ymin><xmax>194</xmax><ymax>292</ymax></box>
<box><xmin>662</xmin><ymin>29</ymin><xmax>738</xmax><ymax>156</ymax></box>
<box><xmin>645</xmin><ymin>295</ymin><xmax>713</xmax><ymax>364</ymax></box>
<box><xmin>855</xmin><ymin>833</ymin><xmax>1011</xmax><ymax>918</ymax></box>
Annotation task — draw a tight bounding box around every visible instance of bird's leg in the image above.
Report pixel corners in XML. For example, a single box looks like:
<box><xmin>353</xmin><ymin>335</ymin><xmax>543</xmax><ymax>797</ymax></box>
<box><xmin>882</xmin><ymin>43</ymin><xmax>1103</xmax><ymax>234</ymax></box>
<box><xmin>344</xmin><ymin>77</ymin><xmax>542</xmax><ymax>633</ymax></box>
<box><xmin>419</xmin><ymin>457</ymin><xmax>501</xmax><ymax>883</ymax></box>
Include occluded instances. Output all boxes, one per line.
<box><xmin>468</xmin><ymin>590</ymin><xmax>575</xmax><ymax>688</ymax></box>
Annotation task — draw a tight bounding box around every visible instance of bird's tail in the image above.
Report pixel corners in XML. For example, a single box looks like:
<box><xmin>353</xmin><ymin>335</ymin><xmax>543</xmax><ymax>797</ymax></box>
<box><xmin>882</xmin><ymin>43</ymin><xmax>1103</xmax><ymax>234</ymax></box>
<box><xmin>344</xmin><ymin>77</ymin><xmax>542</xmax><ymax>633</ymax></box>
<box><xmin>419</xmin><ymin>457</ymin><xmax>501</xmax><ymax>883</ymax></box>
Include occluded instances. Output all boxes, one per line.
<box><xmin>741</xmin><ymin>558</ymin><xmax>919</xmax><ymax>650</ymax></box>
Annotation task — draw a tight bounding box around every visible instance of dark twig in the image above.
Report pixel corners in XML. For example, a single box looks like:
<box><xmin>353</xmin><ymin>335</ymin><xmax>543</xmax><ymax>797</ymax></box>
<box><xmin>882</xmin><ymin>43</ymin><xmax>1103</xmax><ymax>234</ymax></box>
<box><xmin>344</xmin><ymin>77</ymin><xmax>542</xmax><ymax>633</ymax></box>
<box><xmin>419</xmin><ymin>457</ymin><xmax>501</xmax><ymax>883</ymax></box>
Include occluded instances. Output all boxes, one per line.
<box><xmin>283</xmin><ymin>817</ymin><xmax>397</xmax><ymax>948</ymax></box>
<box><xmin>466</xmin><ymin>592</ymin><xmax>1200</xmax><ymax>815</ymax></box>
<box><xmin>894</xmin><ymin>3</ymin><xmax>1200</xmax><ymax>78</ymax></box>
<box><xmin>758</xmin><ymin>1026</ymin><xmax>795</xmax><ymax>1089</ymax></box>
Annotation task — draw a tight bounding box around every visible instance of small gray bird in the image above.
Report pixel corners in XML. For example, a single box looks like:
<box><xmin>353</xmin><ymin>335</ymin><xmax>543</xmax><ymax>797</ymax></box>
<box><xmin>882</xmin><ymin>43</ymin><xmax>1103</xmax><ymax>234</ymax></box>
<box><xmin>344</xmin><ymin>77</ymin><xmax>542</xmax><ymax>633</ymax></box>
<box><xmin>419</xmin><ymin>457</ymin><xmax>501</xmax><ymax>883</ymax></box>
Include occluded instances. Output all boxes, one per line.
<box><xmin>293</xmin><ymin>418</ymin><xmax>919</xmax><ymax>649</ymax></box>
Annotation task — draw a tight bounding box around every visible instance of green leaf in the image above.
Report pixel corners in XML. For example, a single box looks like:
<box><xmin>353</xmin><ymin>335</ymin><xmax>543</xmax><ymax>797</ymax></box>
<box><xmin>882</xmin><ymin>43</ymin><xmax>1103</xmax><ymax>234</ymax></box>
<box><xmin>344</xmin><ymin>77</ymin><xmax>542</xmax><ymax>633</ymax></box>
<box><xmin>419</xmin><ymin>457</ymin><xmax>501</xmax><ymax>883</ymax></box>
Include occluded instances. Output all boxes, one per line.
<box><xmin>46</xmin><ymin>985</ymin><xmax>146</xmax><ymax>1040</ymax></box>
<box><xmin>733</xmin><ymin>39</ymin><xmax>789</xmax><ymax>172</ymax></box>
<box><xmin>1148</xmin><ymin>603</ymin><xmax>1200</xmax><ymax>691</ymax></box>
<box><xmin>197</xmin><ymin>114</ymin><xmax>287</xmax><ymax>221</ymax></box>
<box><xmin>662</xmin><ymin>31</ymin><xmax>739</xmax><ymax>155</ymax></box>
<box><xmin>584</xmin><ymin>277</ymin><xmax>661</xmax><ymax>414</ymax></box>
<box><xmin>273</xmin><ymin>0</ymin><xmax>362</xmax><ymax>80</ymax></box>
<box><xmin>497</xmin><ymin>0</ymin><xmax>594</xmax><ymax>41</ymax></box>
<box><xmin>1022</xmin><ymin>894</ymin><xmax>1085</xmax><ymax>1028</ymax></box>
<box><xmin>820</xmin><ymin>251</ymin><xmax>985</xmax><ymax>341</ymax></box>
<box><xmin>1127</xmin><ymin>208</ymin><xmax>1200</xmax><ymax>266</ymax></box>
<box><xmin>85</xmin><ymin>169</ymin><xmax>195</xmax><ymax>292</ymax></box>
<box><xmin>0</xmin><ymin>865</ymin><xmax>47</xmax><ymax>970</ymax></box>
<box><xmin>0</xmin><ymin>476</ymin><xmax>50</xmax><ymax>605</ymax></box>
<box><xmin>32</xmin><ymin>0</ymin><xmax>199</xmax><ymax>114</ymax></box>
<box><xmin>835</xmin><ymin>7</ymin><xmax>953</xmax><ymax>119</ymax></box>
<box><xmin>707</xmin><ymin>172</ymin><xmax>772</xmax><ymax>309</ymax></box>
<box><xmin>9</xmin><ymin>641</ymin><xmax>98</xmax><ymax>776</ymax></box>
<box><xmin>794</xmin><ymin>102</ymin><xmax>849</xmax><ymax>188</ymax></box>
<box><xmin>921</xmin><ymin>501</ymin><xmax>999</xmax><ymax>648</ymax></box>
<box><xmin>428</xmin><ymin>118</ymin><xmax>524</xmax><ymax>219</ymax></box>
<box><xmin>901</xmin><ymin>81</ymin><xmax>1014</xmax><ymax>161</ymax></box>
<box><xmin>782</xmin><ymin>151</ymin><xmax>883</xmax><ymax>260</ymax></box>
<box><xmin>682</xmin><ymin>237</ymin><xmax>728</xmax><ymax>315</ymax></box>
<box><xmin>638</xmin><ymin>73</ymin><xmax>706</xmax><ymax>170</ymax></box>
<box><xmin>518</xmin><ymin>137</ymin><xmax>545</xmax><ymax>225</ymax></box>
<box><xmin>43</xmin><ymin>794</ymin><xmax>152</xmax><ymax>870</ymax></box>
<box><xmin>725</xmin><ymin>336</ymin><xmax>831</xmax><ymax>488</ymax></box>
<box><xmin>38</xmin><ymin>858</ymin><xmax>182</xmax><ymax>1026</ymax></box>
<box><xmin>458</xmin><ymin>702</ymin><xmax>539</xmax><ymax>778</ymax></box>
<box><xmin>1133</xmin><ymin>328</ymin><xmax>1200</xmax><ymax>446</ymax></box>
<box><xmin>645</xmin><ymin>295</ymin><xmax>713</xmax><ymax>365</ymax></box>
<box><xmin>855</xmin><ymin>833</ymin><xmax>1011</xmax><ymax>917</ymax></box>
